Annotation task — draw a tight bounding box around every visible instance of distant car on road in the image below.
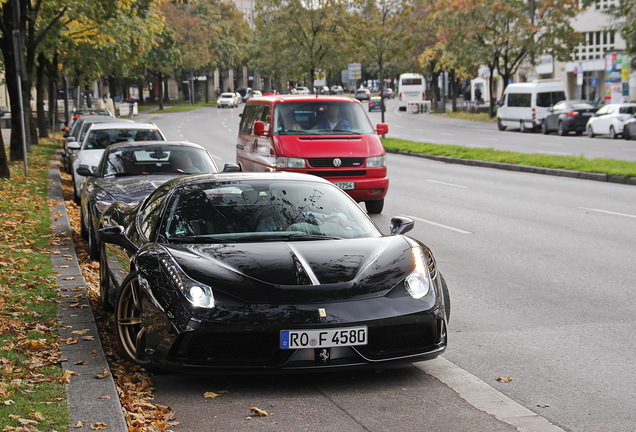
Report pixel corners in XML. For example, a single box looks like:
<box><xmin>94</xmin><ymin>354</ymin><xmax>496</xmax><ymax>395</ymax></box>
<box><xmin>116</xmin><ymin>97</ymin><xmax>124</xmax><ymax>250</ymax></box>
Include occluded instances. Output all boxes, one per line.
<box><xmin>217</xmin><ymin>92</ymin><xmax>239</xmax><ymax>108</ymax></box>
<box><xmin>292</xmin><ymin>86</ymin><xmax>310</xmax><ymax>95</ymax></box>
<box><xmin>368</xmin><ymin>96</ymin><xmax>384</xmax><ymax>112</ymax></box>
<box><xmin>542</xmin><ymin>100</ymin><xmax>597</xmax><ymax>136</ymax></box>
<box><xmin>330</xmin><ymin>85</ymin><xmax>344</xmax><ymax>95</ymax></box>
<box><xmin>383</xmin><ymin>88</ymin><xmax>394</xmax><ymax>99</ymax></box>
<box><xmin>586</xmin><ymin>103</ymin><xmax>636</xmax><ymax>138</ymax></box>
<box><xmin>355</xmin><ymin>88</ymin><xmax>371</xmax><ymax>101</ymax></box>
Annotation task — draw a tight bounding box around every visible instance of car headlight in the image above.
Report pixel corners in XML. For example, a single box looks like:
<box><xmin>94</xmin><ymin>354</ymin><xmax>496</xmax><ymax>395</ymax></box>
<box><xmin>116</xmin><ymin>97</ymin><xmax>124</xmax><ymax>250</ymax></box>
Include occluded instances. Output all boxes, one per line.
<box><xmin>276</xmin><ymin>157</ymin><xmax>306</xmax><ymax>169</ymax></box>
<box><xmin>367</xmin><ymin>155</ymin><xmax>386</xmax><ymax>167</ymax></box>
<box><xmin>404</xmin><ymin>246</ymin><xmax>433</xmax><ymax>299</ymax></box>
<box><xmin>96</xmin><ymin>200</ymin><xmax>114</xmax><ymax>214</ymax></box>
<box><xmin>160</xmin><ymin>257</ymin><xmax>215</xmax><ymax>308</ymax></box>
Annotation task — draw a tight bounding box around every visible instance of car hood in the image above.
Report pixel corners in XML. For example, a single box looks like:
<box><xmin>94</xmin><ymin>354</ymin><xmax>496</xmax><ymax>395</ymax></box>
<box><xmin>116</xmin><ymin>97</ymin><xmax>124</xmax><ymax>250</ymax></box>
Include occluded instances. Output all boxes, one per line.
<box><xmin>168</xmin><ymin>236</ymin><xmax>413</xmax><ymax>303</ymax></box>
<box><xmin>94</xmin><ymin>175</ymin><xmax>178</xmax><ymax>203</ymax></box>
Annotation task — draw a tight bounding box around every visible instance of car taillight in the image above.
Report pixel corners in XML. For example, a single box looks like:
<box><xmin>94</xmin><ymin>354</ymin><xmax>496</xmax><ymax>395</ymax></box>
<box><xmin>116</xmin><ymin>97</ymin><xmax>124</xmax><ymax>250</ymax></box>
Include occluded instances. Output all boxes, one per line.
<box><xmin>532</xmin><ymin>108</ymin><xmax>536</xmax><ymax>120</ymax></box>
<box><xmin>566</xmin><ymin>111</ymin><xmax>579</xmax><ymax>117</ymax></box>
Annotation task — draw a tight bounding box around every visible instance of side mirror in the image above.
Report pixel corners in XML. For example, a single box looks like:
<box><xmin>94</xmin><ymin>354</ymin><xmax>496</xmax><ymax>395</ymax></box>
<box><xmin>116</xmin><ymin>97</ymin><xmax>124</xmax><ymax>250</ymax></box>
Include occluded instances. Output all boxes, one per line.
<box><xmin>222</xmin><ymin>163</ymin><xmax>241</xmax><ymax>172</ymax></box>
<box><xmin>98</xmin><ymin>225</ymin><xmax>138</xmax><ymax>252</ymax></box>
<box><xmin>390</xmin><ymin>216</ymin><xmax>414</xmax><ymax>235</ymax></box>
<box><xmin>253</xmin><ymin>121</ymin><xmax>268</xmax><ymax>137</ymax></box>
<box><xmin>67</xmin><ymin>141</ymin><xmax>80</xmax><ymax>150</ymax></box>
<box><xmin>75</xmin><ymin>166</ymin><xmax>94</xmax><ymax>177</ymax></box>
<box><xmin>376</xmin><ymin>123</ymin><xmax>389</xmax><ymax>135</ymax></box>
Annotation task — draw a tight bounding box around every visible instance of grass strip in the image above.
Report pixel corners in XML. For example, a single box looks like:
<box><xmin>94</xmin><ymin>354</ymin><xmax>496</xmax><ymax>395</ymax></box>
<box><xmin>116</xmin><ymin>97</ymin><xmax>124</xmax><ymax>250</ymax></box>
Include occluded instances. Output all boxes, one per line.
<box><xmin>382</xmin><ymin>137</ymin><xmax>636</xmax><ymax>178</ymax></box>
<box><xmin>0</xmin><ymin>138</ymin><xmax>70</xmax><ymax>431</ymax></box>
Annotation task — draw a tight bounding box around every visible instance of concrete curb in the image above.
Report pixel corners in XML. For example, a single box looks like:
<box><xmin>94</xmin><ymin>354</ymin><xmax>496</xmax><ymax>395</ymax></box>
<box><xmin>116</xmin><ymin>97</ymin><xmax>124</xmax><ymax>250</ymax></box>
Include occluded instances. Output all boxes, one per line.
<box><xmin>387</xmin><ymin>149</ymin><xmax>636</xmax><ymax>185</ymax></box>
<box><xmin>48</xmin><ymin>164</ymin><xmax>128</xmax><ymax>431</ymax></box>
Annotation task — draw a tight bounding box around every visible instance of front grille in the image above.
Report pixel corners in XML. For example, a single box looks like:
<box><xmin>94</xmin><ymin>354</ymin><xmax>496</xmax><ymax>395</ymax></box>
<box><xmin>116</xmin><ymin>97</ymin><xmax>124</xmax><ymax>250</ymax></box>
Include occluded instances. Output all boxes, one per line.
<box><xmin>308</xmin><ymin>170</ymin><xmax>367</xmax><ymax>178</ymax></box>
<box><xmin>357</xmin><ymin>322</ymin><xmax>438</xmax><ymax>360</ymax></box>
<box><xmin>180</xmin><ymin>332</ymin><xmax>293</xmax><ymax>367</ymax></box>
<box><xmin>308</xmin><ymin>157</ymin><xmax>365</xmax><ymax>168</ymax></box>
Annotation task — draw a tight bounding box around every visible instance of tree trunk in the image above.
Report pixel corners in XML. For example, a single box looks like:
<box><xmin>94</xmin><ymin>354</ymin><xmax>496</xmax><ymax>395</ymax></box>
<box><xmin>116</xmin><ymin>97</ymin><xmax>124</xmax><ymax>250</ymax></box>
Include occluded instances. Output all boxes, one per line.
<box><xmin>158</xmin><ymin>73</ymin><xmax>164</xmax><ymax>110</ymax></box>
<box><xmin>0</xmin><ymin>129</ymin><xmax>9</xmax><ymax>179</ymax></box>
<box><xmin>36</xmin><ymin>53</ymin><xmax>49</xmax><ymax>138</ymax></box>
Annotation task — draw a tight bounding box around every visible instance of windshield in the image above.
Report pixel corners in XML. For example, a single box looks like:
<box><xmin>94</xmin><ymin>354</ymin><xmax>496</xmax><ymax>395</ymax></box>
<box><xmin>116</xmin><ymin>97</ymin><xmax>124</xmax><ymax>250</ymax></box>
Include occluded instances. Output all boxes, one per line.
<box><xmin>102</xmin><ymin>146</ymin><xmax>217</xmax><ymax>176</ymax></box>
<box><xmin>83</xmin><ymin>128</ymin><xmax>164</xmax><ymax>150</ymax></box>
<box><xmin>164</xmin><ymin>180</ymin><xmax>380</xmax><ymax>242</ymax></box>
<box><xmin>274</xmin><ymin>101</ymin><xmax>375</xmax><ymax>135</ymax></box>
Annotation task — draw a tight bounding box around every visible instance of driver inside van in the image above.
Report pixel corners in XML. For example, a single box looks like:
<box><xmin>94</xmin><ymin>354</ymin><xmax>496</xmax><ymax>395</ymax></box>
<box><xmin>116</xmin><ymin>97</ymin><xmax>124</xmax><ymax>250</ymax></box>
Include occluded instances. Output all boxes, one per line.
<box><xmin>316</xmin><ymin>104</ymin><xmax>351</xmax><ymax>130</ymax></box>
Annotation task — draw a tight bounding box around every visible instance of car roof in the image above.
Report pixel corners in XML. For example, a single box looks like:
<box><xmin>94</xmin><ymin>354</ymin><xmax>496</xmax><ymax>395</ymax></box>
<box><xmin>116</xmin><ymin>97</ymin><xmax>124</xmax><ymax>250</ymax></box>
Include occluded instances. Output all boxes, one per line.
<box><xmin>88</xmin><ymin>122</ymin><xmax>161</xmax><ymax>131</ymax></box>
<box><xmin>105</xmin><ymin>140</ymin><xmax>205</xmax><ymax>152</ymax></box>
<box><xmin>248</xmin><ymin>94</ymin><xmax>361</xmax><ymax>104</ymax></box>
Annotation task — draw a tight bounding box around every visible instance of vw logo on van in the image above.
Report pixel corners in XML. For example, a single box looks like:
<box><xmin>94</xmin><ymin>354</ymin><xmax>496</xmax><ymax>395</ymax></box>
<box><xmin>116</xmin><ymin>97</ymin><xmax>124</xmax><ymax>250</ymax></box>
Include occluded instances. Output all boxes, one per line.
<box><xmin>333</xmin><ymin>158</ymin><xmax>342</xmax><ymax>167</ymax></box>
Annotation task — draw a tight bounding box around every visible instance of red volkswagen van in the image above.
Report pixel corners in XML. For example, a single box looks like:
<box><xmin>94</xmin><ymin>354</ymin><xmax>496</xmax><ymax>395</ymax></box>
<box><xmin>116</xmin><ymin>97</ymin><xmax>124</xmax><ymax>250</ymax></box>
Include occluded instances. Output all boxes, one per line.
<box><xmin>236</xmin><ymin>95</ymin><xmax>389</xmax><ymax>213</ymax></box>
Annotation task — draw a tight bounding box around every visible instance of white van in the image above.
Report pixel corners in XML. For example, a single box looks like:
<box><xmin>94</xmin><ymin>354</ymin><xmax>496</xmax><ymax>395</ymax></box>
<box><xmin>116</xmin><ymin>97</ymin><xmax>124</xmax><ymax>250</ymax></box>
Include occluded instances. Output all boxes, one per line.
<box><xmin>398</xmin><ymin>73</ymin><xmax>426</xmax><ymax>111</ymax></box>
<box><xmin>497</xmin><ymin>80</ymin><xmax>567</xmax><ymax>132</ymax></box>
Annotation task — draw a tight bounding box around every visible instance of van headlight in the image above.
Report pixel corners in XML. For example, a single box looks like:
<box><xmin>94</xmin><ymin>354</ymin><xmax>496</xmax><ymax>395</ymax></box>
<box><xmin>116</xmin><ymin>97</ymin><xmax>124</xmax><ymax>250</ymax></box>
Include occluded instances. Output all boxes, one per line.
<box><xmin>276</xmin><ymin>157</ymin><xmax>306</xmax><ymax>169</ymax></box>
<box><xmin>160</xmin><ymin>257</ymin><xmax>215</xmax><ymax>308</ymax></box>
<box><xmin>366</xmin><ymin>155</ymin><xmax>386</xmax><ymax>167</ymax></box>
<box><xmin>404</xmin><ymin>246</ymin><xmax>432</xmax><ymax>299</ymax></box>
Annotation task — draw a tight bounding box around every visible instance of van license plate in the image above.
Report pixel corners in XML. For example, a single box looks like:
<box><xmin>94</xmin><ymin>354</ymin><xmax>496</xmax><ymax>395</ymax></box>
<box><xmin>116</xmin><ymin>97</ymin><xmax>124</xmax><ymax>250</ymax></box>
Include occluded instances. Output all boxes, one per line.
<box><xmin>333</xmin><ymin>181</ymin><xmax>354</xmax><ymax>190</ymax></box>
<box><xmin>280</xmin><ymin>326</ymin><xmax>368</xmax><ymax>349</ymax></box>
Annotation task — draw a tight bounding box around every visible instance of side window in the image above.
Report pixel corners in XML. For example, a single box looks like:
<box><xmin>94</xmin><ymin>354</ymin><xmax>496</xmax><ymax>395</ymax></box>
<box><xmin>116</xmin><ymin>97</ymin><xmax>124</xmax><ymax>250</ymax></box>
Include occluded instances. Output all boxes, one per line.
<box><xmin>239</xmin><ymin>105</ymin><xmax>264</xmax><ymax>135</ymax></box>
<box><xmin>138</xmin><ymin>184</ymin><xmax>171</xmax><ymax>240</ymax></box>
<box><xmin>260</xmin><ymin>106</ymin><xmax>271</xmax><ymax>132</ymax></box>
<box><xmin>508</xmin><ymin>93</ymin><xmax>531</xmax><ymax>107</ymax></box>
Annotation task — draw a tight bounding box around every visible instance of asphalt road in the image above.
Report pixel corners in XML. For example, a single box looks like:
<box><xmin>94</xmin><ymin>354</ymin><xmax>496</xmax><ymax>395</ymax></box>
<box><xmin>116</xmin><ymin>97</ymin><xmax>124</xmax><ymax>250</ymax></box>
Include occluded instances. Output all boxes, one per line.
<box><xmin>137</xmin><ymin>100</ymin><xmax>636</xmax><ymax>432</ymax></box>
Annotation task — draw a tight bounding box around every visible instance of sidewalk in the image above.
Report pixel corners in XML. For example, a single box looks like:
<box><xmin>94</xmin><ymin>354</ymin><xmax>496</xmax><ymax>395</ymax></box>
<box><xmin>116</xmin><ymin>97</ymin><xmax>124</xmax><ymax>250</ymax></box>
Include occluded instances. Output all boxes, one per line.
<box><xmin>48</xmin><ymin>161</ymin><xmax>128</xmax><ymax>431</ymax></box>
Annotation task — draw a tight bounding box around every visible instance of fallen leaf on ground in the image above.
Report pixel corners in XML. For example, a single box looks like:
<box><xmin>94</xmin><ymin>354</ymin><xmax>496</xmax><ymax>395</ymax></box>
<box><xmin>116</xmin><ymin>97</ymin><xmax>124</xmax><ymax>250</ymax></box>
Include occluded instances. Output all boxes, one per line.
<box><xmin>496</xmin><ymin>376</ymin><xmax>513</xmax><ymax>382</ymax></box>
<box><xmin>250</xmin><ymin>407</ymin><xmax>268</xmax><ymax>417</ymax></box>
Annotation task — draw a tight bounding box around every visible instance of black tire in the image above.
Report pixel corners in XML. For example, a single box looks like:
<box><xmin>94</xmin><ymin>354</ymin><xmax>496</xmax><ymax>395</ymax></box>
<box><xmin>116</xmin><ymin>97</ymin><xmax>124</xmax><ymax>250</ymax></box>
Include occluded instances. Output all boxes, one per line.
<box><xmin>587</xmin><ymin>126</ymin><xmax>595</xmax><ymax>138</ymax></box>
<box><xmin>99</xmin><ymin>244</ymin><xmax>114</xmax><ymax>312</ymax></box>
<box><xmin>365</xmin><ymin>199</ymin><xmax>384</xmax><ymax>214</ymax></box>
<box><xmin>439</xmin><ymin>273</ymin><xmax>451</xmax><ymax>322</ymax></box>
<box><xmin>609</xmin><ymin>126</ymin><xmax>617</xmax><ymax>139</ymax></box>
<box><xmin>88</xmin><ymin>220</ymin><xmax>100</xmax><ymax>261</ymax></box>
<box><xmin>497</xmin><ymin>118</ymin><xmax>506</xmax><ymax>131</ymax></box>
<box><xmin>542</xmin><ymin>121</ymin><xmax>549</xmax><ymax>134</ymax></box>
<box><xmin>558</xmin><ymin>122</ymin><xmax>568</xmax><ymax>136</ymax></box>
<box><xmin>72</xmin><ymin>176</ymin><xmax>81</xmax><ymax>205</ymax></box>
<box><xmin>115</xmin><ymin>272</ymin><xmax>151</xmax><ymax>365</ymax></box>
<box><xmin>80</xmin><ymin>206</ymin><xmax>89</xmax><ymax>240</ymax></box>
<box><xmin>575</xmin><ymin>130</ymin><xmax>583</xmax><ymax>136</ymax></box>
<box><xmin>624</xmin><ymin>127</ymin><xmax>632</xmax><ymax>140</ymax></box>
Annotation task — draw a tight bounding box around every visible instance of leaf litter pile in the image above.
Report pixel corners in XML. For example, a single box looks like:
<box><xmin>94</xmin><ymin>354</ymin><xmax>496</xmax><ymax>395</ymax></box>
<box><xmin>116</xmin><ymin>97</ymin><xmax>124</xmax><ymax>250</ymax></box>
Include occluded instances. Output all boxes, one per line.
<box><xmin>58</xmin><ymin>169</ymin><xmax>178</xmax><ymax>431</ymax></box>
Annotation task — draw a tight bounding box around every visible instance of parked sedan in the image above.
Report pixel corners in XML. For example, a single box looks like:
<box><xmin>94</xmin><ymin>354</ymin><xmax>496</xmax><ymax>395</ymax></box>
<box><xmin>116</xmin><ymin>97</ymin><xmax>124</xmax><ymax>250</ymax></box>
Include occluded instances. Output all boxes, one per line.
<box><xmin>586</xmin><ymin>103</ymin><xmax>636</xmax><ymax>138</ymax></box>
<box><xmin>98</xmin><ymin>172</ymin><xmax>450</xmax><ymax>372</ymax></box>
<box><xmin>623</xmin><ymin>115</ymin><xmax>636</xmax><ymax>140</ymax></box>
<box><xmin>542</xmin><ymin>100</ymin><xmax>597</xmax><ymax>136</ymax></box>
<box><xmin>69</xmin><ymin>122</ymin><xmax>166</xmax><ymax>203</ymax></box>
<box><xmin>77</xmin><ymin>140</ymin><xmax>230</xmax><ymax>261</ymax></box>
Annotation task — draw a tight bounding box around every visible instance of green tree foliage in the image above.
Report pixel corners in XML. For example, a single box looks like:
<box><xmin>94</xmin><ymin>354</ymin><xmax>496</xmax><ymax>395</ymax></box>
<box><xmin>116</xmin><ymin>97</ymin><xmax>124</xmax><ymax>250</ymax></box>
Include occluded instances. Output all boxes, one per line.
<box><xmin>251</xmin><ymin>0</ymin><xmax>349</xmax><ymax>89</ymax></box>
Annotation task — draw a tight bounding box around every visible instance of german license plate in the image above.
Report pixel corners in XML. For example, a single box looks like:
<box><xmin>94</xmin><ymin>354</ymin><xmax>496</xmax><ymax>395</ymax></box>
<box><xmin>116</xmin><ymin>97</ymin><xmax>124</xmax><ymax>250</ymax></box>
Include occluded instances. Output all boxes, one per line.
<box><xmin>333</xmin><ymin>181</ymin><xmax>355</xmax><ymax>190</ymax></box>
<box><xmin>280</xmin><ymin>326</ymin><xmax>368</xmax><ymax>349</ymax></box>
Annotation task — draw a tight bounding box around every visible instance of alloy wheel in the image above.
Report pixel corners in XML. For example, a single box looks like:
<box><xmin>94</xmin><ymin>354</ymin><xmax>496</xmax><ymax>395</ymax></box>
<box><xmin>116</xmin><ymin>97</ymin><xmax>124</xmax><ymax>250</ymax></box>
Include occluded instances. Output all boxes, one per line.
<box><xmin>115</xmin><ymin>274</ymin><xmax>149</xmax><ymax>365</ymax></box>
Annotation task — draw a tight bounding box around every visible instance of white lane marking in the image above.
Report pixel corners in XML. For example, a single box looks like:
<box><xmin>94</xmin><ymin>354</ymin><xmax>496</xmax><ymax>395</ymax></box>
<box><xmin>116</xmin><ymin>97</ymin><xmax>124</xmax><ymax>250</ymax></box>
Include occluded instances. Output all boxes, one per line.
<box><xmin>579</xmin><ymin>207</ymin><xmax>636</xmax><ymax>219</ymax></box>
<box><xmin>415</xmin><ymin>357</ymin><xmax>566</xmax><ymax>432</ymax></box>
<box><xmin>426</xmin><ymin>179</ymin><xmax>467</xmax><ymax>188</ymax></box>
<box><xmin>407</xmin><ymin>215</ymin><xmax>472</xmax><ymax>234</ymax></box>
<box><xmin>441</xmin><ymin>132</ymin><xmax>454</xmax><ymax>136</ymax></box>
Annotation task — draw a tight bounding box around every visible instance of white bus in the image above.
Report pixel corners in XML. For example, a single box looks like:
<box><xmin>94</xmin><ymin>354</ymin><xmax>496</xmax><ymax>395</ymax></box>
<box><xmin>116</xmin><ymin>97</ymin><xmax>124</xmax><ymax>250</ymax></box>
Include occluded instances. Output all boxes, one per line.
<box><xmin>398</xmin><ymin>73</ymin><xmax>426</xmax><ymax>111</ymax></box>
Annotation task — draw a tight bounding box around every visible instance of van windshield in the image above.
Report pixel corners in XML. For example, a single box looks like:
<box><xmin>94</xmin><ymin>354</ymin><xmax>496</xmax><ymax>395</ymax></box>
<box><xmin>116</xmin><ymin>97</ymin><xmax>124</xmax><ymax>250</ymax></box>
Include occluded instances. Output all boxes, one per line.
<box><xmin>274</xmin><ymin>102</ymin><xmax>375</xmax><ymax>135</ymax></box>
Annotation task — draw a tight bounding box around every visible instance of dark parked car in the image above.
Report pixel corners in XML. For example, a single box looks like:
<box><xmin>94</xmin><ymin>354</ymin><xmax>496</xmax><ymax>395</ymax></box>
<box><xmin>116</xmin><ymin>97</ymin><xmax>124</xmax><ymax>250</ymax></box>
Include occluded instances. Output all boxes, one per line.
<box><xmin>622</xmin><ymin>115</ymin><xmax>636</xmax><ymax>140</ymax></box>
<box><xmin>98</xmin><ymin>172</ymin><xmax>450</xmax><ymax>372</ymax></box>
<box><xmin>77</xmin><ymin>140</ymin><xmax>236</xmax><ymax>260</ymax></box>
<box><xmin>368</xmin><ymin>96</ymin><xmax>385</xmax><ymax>112</ymax></box>
<box><xmin>542</xmin><ymin>100</ymin><xmax>597</xmax><ymax>136</ymax></box>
